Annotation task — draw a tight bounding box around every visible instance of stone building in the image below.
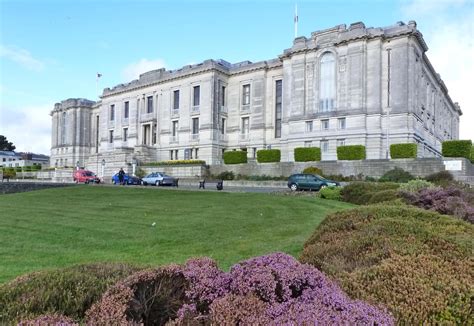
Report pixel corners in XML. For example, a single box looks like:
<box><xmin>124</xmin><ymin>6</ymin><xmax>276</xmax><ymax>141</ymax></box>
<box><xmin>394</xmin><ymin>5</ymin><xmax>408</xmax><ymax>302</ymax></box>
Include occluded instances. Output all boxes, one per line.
<box><xmin>50</xmin><ymin>21</ymin><xmax>462</xmax><ymax>174</ymax></box>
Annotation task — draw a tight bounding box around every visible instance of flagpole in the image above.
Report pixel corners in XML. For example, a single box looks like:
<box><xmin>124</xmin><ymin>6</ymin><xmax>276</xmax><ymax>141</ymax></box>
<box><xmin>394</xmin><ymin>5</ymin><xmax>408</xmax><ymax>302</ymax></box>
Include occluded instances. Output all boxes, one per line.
<box><xmin>294</xmin><ymin>3</ymin><xmax>298</xmax><ymax>39</ymax></box>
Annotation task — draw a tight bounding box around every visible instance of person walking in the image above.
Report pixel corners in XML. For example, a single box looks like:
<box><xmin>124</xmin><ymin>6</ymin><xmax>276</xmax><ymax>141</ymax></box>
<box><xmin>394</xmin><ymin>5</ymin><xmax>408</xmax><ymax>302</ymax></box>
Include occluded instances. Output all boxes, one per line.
<box><xmin>118</xmin><ymin>167</ymin><xmax>125</xmax><ymax>185</ymax></box>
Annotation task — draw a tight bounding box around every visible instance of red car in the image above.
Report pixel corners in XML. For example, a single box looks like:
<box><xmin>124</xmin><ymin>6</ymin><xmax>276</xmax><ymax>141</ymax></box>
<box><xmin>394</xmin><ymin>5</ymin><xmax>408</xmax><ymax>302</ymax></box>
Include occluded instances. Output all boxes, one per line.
<box><xmin>73</xmin><ymin>169</ymin><xmax>101</xmax><ymax>184</ymax></box>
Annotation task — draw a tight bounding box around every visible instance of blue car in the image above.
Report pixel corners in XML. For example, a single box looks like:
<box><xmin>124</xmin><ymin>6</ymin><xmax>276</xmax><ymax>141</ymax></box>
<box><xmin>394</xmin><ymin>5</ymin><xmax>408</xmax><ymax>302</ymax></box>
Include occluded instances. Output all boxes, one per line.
<box><xmin>111</xmin><ymin>173</ymin><xmax>141</xmax><ymax>185</ymax></box>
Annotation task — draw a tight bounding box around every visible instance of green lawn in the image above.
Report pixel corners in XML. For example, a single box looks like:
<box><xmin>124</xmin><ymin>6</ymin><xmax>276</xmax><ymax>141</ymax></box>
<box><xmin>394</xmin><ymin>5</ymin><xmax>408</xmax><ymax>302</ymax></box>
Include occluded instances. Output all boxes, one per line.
<box><xmin>0</xmin><ymin>186</ymin><xmax>353</xmax><ymax>283</ymax></box>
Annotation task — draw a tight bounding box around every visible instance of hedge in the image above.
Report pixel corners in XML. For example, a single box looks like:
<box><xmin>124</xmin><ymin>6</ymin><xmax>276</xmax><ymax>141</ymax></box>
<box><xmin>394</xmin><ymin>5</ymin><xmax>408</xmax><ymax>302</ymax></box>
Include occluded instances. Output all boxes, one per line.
<box><xmin>256</xmin><ymin>149</ymin><xmax>281</xmax><ymax>163</ymax></box>
<box><xmin>471</xmin><ymin>146</ymin><xmax>474</xmax><ymax>163</ymax></box>
<box><xmin>294</xmin><ymin>147</ymin><xmax>321</xmax><ymax>162</ymax></box>
<box><xmin>145</xmin><ymin>160</ymin><xmax>205</xmax><ymax>166</ymax></box>
<box><xmin>390</xmin><ymin>143</ymin><xmax>417</xmax><ymax>159</ymax></box>
<box><xmin>442</xmin><ymin>140</ymin><xmax>472</xmax><ymax>159</ymax></box>
<box><xmin>337</xmin><ymin>145</ymin><xmax>366</xmax><ymax>160</ymax></box>
<box><xmin>223</xmin><ymin>151</ymin><xmax>248</xmax><ymax>164</ymax></box>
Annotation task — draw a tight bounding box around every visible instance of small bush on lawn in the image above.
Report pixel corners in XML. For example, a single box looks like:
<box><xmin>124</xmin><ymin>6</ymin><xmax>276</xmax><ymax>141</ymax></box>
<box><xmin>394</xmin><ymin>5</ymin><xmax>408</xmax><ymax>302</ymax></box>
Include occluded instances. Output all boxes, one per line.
<box><xmin>399</xmin><ymin>179</ymin><xmax>435</xmax><ymax>193</ymax></box>
<box><xmin>379</xmin><ymin>167</ymin><xmax>415</xmax><ymax>183</ymax></box>
<box><xmin>223</xmin><ymin>151</ymin><xmax>247</xmax><ymax>164</ymax></box>
<box><xmin>390</xmin><ymin>143</ymin><xmax>417</xmax><ymax>158</ymax></box>
<box><xmin>294</xmin><ymin>147</ymin><xmax>321</xmax><ymax>162</ymax></box>
<box><xmin>319</xmin><ymin>186</ymin><xmax>342</xmax><ymax>200</ymax></box>
<box><xmin>340</xmin><ymin>182</ymin><xmax>400</xmax><ymax>205</ymax></box>
<box><xmin>401</xmin><ymin>186</ymin><xmax>474</xmax><ymax>223</ymax></box>
<box><xmin>442</xmin><ymin>140</ymin><xmax>472</xmax><ymax>159</ymax></box>
<box><xmin>425</xmin><ymin>170</ymin><xmax>454</xmax><ymax>184</ymax></box>
<box><xmin>300</xmin><ymin>205</ymin><xmax>474</xmax><ymax>324</ymax></box>
<box><xmin>256</xmin><ymin>149</ymin><xmax>281</xmax><ymax>163</ymax></box>
<box><xmin>0</xmin><ymin>263</ymin><xmax>138</xmax><ymax>324</ymax></box>
<box><xmin>367</xmin><ymin>189</ymin><xmax>400</xmax><ymax>204</ymax></box>
<box><xmin>337</xmin><ymin>145</ymin><xmax>366</xmax><ymax>160</ymax></box>
<box><xmin>215</xmin><ymin>171</ymin><xmax>234</xmax><ymax>180</ymax></box>
<box><xmin>302</xmin><ymin>166</ymin><xmax>323</xmax><ymax>175</ymax></box>
<box><xmin>1</xmin><ymin>167</ymin><xmax>16</xmax><ymax>179</ymax></box>
<box><xmin>86</xmin><ymin>265</ymin><xmax>188</xmax><ymax>325</ymax></box>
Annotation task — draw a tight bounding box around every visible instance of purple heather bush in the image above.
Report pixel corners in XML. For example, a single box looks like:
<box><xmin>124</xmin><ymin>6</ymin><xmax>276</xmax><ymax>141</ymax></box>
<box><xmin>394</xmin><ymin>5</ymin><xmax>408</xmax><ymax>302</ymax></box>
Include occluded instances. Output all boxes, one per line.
<box><xmin>401</xmin><ymin>186</ymin><xmax>474</xmax><ymax>223</ymax></box>
<box><xmin>17</xmin><ymin>314</ymin><xmax>78</xmax><ymax>326</ymax></box>
<box><xmin>86</xmin><ymin>253</ymin><xmax>393</xmax><ymax>325</ymax></box>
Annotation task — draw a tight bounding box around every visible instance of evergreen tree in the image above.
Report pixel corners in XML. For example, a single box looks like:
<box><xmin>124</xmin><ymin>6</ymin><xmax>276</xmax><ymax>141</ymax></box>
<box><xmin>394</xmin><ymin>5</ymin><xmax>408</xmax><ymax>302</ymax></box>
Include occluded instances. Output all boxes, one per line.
<box><xmin>0</xmin><ymin>135</ymin><xmax>16</xmax><ymax>151</ymax></box>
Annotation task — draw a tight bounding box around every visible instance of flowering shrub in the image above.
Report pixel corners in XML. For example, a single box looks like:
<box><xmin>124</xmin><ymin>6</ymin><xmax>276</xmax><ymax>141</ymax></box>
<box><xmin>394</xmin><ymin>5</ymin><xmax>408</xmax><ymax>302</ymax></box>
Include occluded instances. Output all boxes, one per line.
<box><xmin>319</xmin><ymin>186</ymin><xmax>342</xmax><ymax>200</ymax></box>
<box><xmin>86</xmin><ymin>254</ymin><xmax>393</xmax><ymax>325</ymax></box>
<box><xmin>300</xmin><ymin>204</ymin><xmax>474</xmax><ymax>323</ymax></box>
<box><xmin>399</xmin><ymin>179</ymin><xmax>435</xmax><ymax>193</ymax></box>
<box><xmin>401</xmin><ymin>186</ymin><xmax>474</xmax><ymax>223</ymax></box>
<box><xmin>340</xmin><ymin>182</ymin><xmax>399</xmax><ymax>205</ymax></box>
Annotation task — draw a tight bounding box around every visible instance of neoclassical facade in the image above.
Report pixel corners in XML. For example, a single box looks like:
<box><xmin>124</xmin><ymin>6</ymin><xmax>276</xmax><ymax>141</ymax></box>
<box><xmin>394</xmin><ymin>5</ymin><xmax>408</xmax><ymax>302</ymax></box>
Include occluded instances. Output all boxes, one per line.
<box><xmin>50</xmin><ymin>21</ymin><xmax>461</xmax><ymax>173</ymax></box>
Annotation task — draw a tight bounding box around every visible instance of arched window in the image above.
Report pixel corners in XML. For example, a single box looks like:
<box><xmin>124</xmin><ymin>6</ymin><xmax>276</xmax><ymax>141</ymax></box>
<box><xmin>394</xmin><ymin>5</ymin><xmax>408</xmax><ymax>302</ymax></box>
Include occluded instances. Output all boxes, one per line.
<box><xmin>319</xmin><ymin>52</ymin><xmax>336</xmax><ymax>112</ymax></box>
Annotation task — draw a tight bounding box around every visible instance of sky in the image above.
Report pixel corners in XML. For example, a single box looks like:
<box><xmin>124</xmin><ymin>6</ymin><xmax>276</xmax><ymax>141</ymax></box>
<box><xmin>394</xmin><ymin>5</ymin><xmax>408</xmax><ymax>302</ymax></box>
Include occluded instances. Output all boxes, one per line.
<box><xmin>0</xmin><ymin>0</ymin><xmax>473</xmax><ymax>155</ymax></box>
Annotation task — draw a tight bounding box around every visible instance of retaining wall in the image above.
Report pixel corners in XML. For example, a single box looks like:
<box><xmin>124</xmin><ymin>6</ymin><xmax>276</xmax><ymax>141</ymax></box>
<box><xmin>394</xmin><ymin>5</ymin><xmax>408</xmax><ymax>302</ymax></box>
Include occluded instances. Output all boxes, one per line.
<box><xmin>0</xmin><ymin>181</ymin><xmax>73</xmax><ymax>195</ymax></box>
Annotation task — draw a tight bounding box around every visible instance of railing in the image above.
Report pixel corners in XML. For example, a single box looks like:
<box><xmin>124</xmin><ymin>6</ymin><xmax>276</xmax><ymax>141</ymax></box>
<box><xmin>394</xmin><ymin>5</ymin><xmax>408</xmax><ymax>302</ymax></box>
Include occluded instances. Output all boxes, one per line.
<box><xmin>139</xmin><ymin>112</ymin><xmax>155</xmax><ymax>122</ymax></box>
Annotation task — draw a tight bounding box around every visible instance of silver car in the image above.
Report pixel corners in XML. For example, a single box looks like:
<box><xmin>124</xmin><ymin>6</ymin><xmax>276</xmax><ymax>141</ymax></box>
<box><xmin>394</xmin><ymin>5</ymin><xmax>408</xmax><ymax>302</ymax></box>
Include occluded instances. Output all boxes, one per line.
<box><xmin>141</xmin><ymin>172</ymin><xmax>177</xmax><ymax>186</ymax></box>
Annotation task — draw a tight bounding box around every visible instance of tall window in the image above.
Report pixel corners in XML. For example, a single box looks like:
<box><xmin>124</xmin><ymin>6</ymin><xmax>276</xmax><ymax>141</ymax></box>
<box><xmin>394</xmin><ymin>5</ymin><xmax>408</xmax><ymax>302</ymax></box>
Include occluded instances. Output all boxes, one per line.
<box><xmin>275</xmin><ymin>80</ymin><xmax>282</xmax><ymax>138</ymax></box>
<box><xmin>193</xmin><ymin>86</ymin><xmax>200</xmax><ymax>106</ymax></box>
<box><xmin>305</xmin><ymin>121</ymin><xmax>313</xmax><ymax>132</ymax></box>
<box><xmin>109</xmin><ymin>130</ymin><xmax>114</xmax><ymax>143</ymax></box>
<box><xmin>147</xmin><ymin>96</ymin><xmax>153</xmax><ymax>113</ymax></box>
<box><xmin>110</xmin><ymin>104</ymin><xmax>115</xmax><ymax>121</ymax></box>
<box><xmin>321</xmin><ymin>140</ymin><xmax>329</xmax><ymax>153</ymax></box>
<box><xmin>221</xmin><ymin>118</ymin><xmax>226</xmax><ymax>134</ymax></box>
<box><xmin>173</xmin><ymin>90</ymin><xmax>180</xmax><ymax>110</ymax></box>
<box><xmin>123</xmin><ymin>128</ymin><xmax>128</xmax><ymax>141</ymax></box>
<box><xmin>192</xmin><ymin>118</ymin><xmax>199</xmax><ymax>135</ymax></box>
<box><xmin>338</xmin><ymin>117</ymin><xmax>346</xmax><ymax>129</ymax></box>
<box><xmin>241</xmin><ymin>117</ymin><xmax>249</xmax><ymax>134</ymax></box>
<box><xmin>124</xmin><ymin>101</ymin><xmax>129</xmax><ymax>118</ymax></box>
<box><xmin>221</xmin><ymin>86</ymin><xmax>226</xmax><ymax>107</ymax></box>
<box><xmin>319</xmin><ymin>52</ymin><xmax>336</xmax><ymax>112</ymax></box>
<box><xmin>321</xmin><ymin>119</ymin><xmax>329</xmax><ymax>130</ymax></box>
<box><xmin>242</xmin><ymin>84</ymin><xmax>251</xmax><ymax>105</ymax></box>
<box><xmin>172</xmin><ymin>121</ymin><xmax>178</xmax><ymax>137</ymax></box>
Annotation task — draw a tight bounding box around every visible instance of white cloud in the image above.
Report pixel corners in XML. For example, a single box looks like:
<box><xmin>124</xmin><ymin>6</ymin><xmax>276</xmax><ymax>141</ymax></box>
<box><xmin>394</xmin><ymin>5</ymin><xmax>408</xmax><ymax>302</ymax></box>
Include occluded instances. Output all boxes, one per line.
<box><xmin>121</xmin><ymin>58</ymin><xmax>167</xmax><ymax>81</ymax></box>
<box><xmin>400</xmin><ymin>0</ymin><xmax>474</xmax><ymax>141</ymax></box>
<box><xmin>0</xmin><ymin>45</ymin><xmax>45</xmax><ymax>72</ymax></box>
<box><xmin>0</xmin><ymin>103</ymin><xmax>53</xmax><ymax>154</ymax></box>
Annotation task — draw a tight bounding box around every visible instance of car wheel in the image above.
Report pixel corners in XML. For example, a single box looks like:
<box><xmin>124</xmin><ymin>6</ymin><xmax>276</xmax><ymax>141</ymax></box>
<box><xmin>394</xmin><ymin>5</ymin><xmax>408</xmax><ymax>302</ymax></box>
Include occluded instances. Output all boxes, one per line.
<box><xmin>159</xmin><ymin>180</ymin><xmax>163</xmax><ymax>186</ymax></box>
<box><xmin>112</xmin><ymin>179</ymin><xmax>116</xmax><ymax>184</ymax></box>
<box><xmin>142</xmin><ymin>181</ymin><xmax>147</xmax><ymax>186</ymax></box>
<box><xmin>290</xmin><ymin>183</ymin><xmax>298</xmax><ymax>191</ymax></box>
<box><xmin>155</xmin><ymin>180</ymin><xmax>160</xmax><ymax>186</ymax></box>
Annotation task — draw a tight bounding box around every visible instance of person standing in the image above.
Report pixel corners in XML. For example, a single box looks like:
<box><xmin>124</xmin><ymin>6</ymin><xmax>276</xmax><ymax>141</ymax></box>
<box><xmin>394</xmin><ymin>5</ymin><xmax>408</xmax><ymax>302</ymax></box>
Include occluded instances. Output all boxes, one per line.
<box><xmin>118</xmin><ymin>167</ymin><xmax>125</xmax><ymax>185</ymax></box>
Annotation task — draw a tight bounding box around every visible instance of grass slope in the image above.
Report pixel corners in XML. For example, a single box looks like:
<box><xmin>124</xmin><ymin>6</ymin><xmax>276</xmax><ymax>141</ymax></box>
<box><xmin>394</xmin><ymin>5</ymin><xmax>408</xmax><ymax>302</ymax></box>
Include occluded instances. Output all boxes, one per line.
<box><xmin>0</xmin><ymin>186</ymin><xmax>352</xmax><ymax>283</ymax></box>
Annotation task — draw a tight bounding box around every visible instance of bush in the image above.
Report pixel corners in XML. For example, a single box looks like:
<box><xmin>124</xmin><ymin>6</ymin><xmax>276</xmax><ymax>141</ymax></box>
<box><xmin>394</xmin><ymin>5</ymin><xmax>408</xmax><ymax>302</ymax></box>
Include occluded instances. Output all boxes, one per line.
<box><xmin>215</xmin><ymin>171</ymin><xmax>234</xmax><ymax>180</ymax></box>
<box><xmin>337</xmin><ymin>145</ymin><xmax>366</xmax><ymax>160</ymax></box>
<box><xmin>401</xmin><ymin>186</ymin><xmax>474</xmax><ymax>223</ymax></box>
<box><xmin>300</xmin><ymin>205</ymin><xmax>474</xmax><ymax>324</ymax></box>
<box><xmin>471</xmin><ymin>146</ymin><xmax>474</xmax><ymax>163</ymax></box>
<box><xmin>425</xmin><ymin>170</ymin><xmax>454</xmax><ymax>184</ymax></box>
<box><xmin>442</xmin><ymin>140</ymin><xmax>472</xmax><ymax>159</ymax></box>
<box><xmin>399</xmin><ymin>179</ymin><xmax>435</xmax><ymax>193</ymax></box>
<box><xmin>18</xmin><ymin>314</ymin><xmax>78</xmax><ymax>325</ymax></box>
<box><xmin>256</xmin><ymin>149</ymin><xmax>281</xmax><ymax>163</ymax></box>
<box><xmin>86</xmin><ymin>265</ymin><xmax>188</xmax><ymax>325</ymax></box>
<box><xmin>294</xmin><ymin>147</ymin><xmax>321</xmax><ymax>162</ymax></box>
<box><xmin>390</xmin><ymin>143</ymin><xmax>417</xmax><ymax>158</ymax></box>
<box><xmin>135</xmin><ymin>167</ymin><xmax>146</xmax><ymax>178</ymax></box>
<box><xmin>379</xmin><ymin>167</ymin><xmax>415</xmax><ymax>183</ymax></box>
<box><xmin>174</xmin><ymin>253</ymin><xmax>393</xmax><ymax>325</ymax></box>
<box><xmin>302</xmin><ymin>166</ymin><xmax>323</xmax><ymax>176</ymax></box>
<box><xmin>319</xmin><ymin>186</ymin><xmax>342</xmax><ymax>200</ymax></box>
<box><xmin>340</xmin><ymin>182</ymin><xmax>400</xmax><ymax>205</ymax></box>
<box><xmin>0</xmin><ymin>263</ymin><xmax>139</xmax><ymax>324</ymax></box>
<box><xmin>367</xmin><ymin>189</ymin><xmax>400</xmax><ymax>204</ymax></box>
<box><xmin>1</xmin><ymin>168</ymin><xmax>16</xmax><ymax>179</ymax></box>
<box><xmin>223</xmin><ymin>151</ymin><xmax>247</xmax><ymax>164</ymax></box>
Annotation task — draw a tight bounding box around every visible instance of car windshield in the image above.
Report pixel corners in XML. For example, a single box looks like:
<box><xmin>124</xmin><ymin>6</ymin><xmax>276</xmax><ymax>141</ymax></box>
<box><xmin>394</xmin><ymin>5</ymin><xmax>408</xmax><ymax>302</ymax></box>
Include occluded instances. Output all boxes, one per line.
<box><xmin>84</xmin><ymin>172</ymin><xmax>95</xmax><ymax>176</ymax></box>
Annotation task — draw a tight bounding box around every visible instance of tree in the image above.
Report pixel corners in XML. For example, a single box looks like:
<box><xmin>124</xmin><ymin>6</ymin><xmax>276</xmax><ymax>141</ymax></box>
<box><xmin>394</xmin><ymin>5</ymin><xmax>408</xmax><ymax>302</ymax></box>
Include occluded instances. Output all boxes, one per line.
<box><xmin>0</xmin><ymin>135</ymin><xmax>16</xmax><ymax>151</ymax></box>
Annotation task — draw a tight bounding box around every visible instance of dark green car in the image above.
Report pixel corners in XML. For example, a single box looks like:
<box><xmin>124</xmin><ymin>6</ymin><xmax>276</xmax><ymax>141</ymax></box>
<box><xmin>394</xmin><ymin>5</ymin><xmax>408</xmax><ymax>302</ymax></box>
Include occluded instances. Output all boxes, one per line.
<box><xmin>287</xmin><ymin>174</ymin><xmax>340</xmax><ymax>191</ymax></box>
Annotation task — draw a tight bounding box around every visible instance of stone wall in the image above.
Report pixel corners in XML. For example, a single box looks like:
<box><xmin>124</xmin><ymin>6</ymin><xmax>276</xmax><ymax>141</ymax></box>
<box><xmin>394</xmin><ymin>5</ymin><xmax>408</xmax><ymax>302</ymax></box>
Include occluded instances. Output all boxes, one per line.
<box><xmin>209</xmin><ymin>157</ymin><xmax>473</xmax><ymax>184</ymax></box>
<box><xmin>140</xmin><ymin>165</ymin><xmax>207</xmax><ymax>178</ymax></box>
<box><xmin>0</xmin><ymin>181</ymin><xmax>73</xmax><ymax>195</ymax></box>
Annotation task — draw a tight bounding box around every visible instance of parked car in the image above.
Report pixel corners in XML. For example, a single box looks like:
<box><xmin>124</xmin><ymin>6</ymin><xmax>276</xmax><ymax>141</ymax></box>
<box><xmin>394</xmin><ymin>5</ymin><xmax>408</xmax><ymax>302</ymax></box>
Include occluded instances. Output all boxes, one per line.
<box><xmin>111</xmin><ymin>173</ymin><xmax>141</xmax><ymax>185</ymax></box>
<box><xmin>73</xmin><ymin>169</ymin><xmax>101</xmax><ymax>184</ymax></box>
<box><xmin>287</xmin><ymin>174</ymin><xmax>339</xmax><ymax>191</ymax></box>
<box><xmin>141</xmin><ymin>172</ymin><xmax>178</xmax><ymax>186</ymax></box>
